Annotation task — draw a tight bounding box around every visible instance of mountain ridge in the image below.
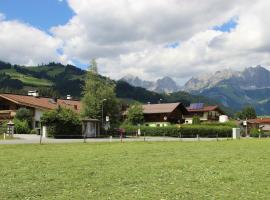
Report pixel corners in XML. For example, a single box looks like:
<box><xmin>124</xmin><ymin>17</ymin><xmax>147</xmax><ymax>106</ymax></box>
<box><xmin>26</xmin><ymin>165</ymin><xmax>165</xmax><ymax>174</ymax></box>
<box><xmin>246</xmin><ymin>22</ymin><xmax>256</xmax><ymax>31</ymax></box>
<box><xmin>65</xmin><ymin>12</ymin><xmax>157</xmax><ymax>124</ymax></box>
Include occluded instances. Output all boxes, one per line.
<box><xmin>183</xmin><ymin>65</ymin><xmax>270</xmax><ymax>114</ymax></box>
<box><xmin>120</xmin><ymin>75</ymin><xmax>181</xmax><ymax>93</ymax></box>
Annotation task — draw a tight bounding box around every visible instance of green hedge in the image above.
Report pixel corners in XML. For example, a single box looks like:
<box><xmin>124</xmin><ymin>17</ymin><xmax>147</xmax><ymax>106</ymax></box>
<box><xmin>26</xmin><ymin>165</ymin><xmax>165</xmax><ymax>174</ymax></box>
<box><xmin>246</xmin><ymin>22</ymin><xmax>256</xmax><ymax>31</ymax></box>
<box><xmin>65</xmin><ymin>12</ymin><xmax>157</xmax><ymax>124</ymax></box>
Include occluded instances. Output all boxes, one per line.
<box><xmin>201</xmin><ymin>121</ymin><xmax>239</xmax><ymax>128</ymax></box>
<box><xmin>121</xmin><ymin>124</ymin><xmax>233</xmax><ymax>138</ymax></box>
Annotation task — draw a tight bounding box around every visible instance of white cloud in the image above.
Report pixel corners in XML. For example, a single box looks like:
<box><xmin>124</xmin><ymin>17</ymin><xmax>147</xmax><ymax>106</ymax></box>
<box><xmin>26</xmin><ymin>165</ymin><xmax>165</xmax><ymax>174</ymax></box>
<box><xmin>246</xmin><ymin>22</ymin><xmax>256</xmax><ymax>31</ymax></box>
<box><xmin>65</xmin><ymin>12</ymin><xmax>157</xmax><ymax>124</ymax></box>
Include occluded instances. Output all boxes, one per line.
<box><xmin>2</xmin><ymin>0</ymin><xmax>270</xmax><ymax>85</ymax></box>
<box><xmin>0</xmin><ymin>19</ymin><xmax>63</xmax><ymax>65</ymax></box>
<box><xmin>52</xmin><ymin>0</ymin><xmax>270</xmax><ymax>84</ymax></box>
<box><xmin>52</xmin><ymin>0</ymin><xmax>241</xmax><ymax>62</ymax></box>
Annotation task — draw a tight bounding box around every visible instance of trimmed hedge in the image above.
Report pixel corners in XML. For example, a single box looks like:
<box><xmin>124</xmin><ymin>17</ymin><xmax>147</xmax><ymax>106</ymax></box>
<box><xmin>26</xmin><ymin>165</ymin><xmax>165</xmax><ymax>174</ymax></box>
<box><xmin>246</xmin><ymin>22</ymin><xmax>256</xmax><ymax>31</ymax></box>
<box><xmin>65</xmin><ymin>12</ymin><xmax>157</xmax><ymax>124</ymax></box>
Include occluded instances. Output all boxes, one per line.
<box><xmin>201</xmin><ymin>121</ymin><xmax>239</xmax><ymax>128</ymax></box>
<box><xmin>121</xmin><ymin>124</ymin><xmax>233</xmax><ymax>138</ymax></box>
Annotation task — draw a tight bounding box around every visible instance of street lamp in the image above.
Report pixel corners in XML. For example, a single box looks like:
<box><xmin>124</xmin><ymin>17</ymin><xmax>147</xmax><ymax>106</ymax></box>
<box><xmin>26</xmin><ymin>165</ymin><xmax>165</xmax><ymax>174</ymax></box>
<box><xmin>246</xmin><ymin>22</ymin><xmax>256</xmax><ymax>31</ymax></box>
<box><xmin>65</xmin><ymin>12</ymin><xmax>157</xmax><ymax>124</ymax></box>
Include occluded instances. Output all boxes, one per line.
<box><xmin>101</xmin><ymin>99</ymin><xmax>107</xmax><ymax>130</ymax></box>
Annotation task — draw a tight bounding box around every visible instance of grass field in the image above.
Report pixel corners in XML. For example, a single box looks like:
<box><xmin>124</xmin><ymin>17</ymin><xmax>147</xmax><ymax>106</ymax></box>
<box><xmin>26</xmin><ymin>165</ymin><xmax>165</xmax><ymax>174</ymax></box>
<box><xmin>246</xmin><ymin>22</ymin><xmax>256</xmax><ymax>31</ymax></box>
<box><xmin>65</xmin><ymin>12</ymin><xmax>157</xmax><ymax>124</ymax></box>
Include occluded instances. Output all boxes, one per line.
<box><xmin>1</xmin><ymin>140</ymin><xmax>270</xmax><ymax>199</ymax></box>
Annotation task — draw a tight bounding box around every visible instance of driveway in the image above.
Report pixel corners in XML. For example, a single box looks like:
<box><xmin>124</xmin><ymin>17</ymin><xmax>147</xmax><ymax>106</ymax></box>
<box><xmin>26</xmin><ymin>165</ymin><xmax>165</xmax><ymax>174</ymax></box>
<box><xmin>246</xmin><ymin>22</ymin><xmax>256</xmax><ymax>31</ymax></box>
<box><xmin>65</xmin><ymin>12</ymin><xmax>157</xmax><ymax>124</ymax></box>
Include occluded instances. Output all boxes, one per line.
<box><xmin>0</xmin><ymin>134</ymin><xmax>229</xmax><ymax>145</ymax></box>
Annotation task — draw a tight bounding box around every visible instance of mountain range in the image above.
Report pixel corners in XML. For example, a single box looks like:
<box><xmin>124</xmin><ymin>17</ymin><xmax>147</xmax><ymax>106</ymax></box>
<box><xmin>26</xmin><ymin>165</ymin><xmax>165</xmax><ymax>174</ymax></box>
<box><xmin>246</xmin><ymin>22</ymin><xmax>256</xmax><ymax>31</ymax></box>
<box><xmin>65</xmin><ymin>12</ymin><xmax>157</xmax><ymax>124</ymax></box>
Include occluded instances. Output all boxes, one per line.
<box><xmin>120</xmin><ymin>75</ymin><xmax>181</xmax><ymax>93</ymax></box>
<box><xmin>120</xmin><ymin>65</ymin><xmax>270</xmax><ymax>115</ymax></box>
<box><xmin>184</xmin><ymin>65</ymin><xmax>270</xmax><ymax>114</ymax></box>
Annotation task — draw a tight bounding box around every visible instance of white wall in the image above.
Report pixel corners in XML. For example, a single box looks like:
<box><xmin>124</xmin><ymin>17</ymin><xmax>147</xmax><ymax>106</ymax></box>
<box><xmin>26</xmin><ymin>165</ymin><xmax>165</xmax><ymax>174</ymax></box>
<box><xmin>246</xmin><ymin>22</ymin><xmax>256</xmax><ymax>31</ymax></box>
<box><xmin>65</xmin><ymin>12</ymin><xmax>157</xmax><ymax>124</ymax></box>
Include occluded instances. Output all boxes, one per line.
<box><xmin>34</xmin><ymin>109</ymin><xmax>44</xmax><ymax>121</ymax></box>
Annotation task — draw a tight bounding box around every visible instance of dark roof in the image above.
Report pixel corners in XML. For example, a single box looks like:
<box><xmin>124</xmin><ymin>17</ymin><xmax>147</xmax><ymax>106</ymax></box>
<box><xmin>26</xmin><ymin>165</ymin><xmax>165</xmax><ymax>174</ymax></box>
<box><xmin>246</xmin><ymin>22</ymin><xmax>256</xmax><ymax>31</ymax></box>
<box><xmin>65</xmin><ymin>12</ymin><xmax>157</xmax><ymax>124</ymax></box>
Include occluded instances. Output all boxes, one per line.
<box><xmin>187</xmin><ymin>105</ymin><xmax>223</xmax><ymax>113</ymax></box>
<box><xmin>0</xmin><ymin>94</ymin><xmax>81</xmax><ymax>112</ymax></box>
<box><xmin>142</xmin><ymin>102</ymin><xmax>188</xmax><ymax>114</ymax></box>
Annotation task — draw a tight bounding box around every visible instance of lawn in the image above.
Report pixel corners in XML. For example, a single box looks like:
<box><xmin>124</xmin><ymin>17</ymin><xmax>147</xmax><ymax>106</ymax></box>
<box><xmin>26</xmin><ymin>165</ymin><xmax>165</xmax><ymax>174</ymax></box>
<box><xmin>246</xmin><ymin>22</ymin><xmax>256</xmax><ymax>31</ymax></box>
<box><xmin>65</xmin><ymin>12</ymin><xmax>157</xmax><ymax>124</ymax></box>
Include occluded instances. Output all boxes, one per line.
<box><xmin>1</xmin><ymin>140</ymin><xmax>270</xmax><ymax>199</ymax></box>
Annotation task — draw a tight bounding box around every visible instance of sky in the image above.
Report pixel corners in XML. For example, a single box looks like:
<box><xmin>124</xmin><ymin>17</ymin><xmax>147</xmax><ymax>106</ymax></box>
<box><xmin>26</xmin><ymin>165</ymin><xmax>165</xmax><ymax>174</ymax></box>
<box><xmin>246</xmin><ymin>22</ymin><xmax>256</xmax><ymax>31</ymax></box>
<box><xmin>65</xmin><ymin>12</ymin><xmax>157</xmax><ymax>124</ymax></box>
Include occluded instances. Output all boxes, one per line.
<box><xmin>0</xmin><ymin>0</ymin><xmax>270</xmax><ymax>85</ymax></box>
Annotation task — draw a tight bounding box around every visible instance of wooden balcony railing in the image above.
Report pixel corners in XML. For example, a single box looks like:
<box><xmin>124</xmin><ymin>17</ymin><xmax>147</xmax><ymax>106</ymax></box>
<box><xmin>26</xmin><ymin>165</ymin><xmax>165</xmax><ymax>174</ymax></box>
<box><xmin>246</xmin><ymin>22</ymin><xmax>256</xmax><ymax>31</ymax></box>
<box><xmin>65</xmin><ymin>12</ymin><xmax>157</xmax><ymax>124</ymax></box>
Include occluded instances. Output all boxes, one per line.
<box><xmin>0</xmin><ymin>110</ymin><xmax>16</xmax><ymax>120</ymax></box>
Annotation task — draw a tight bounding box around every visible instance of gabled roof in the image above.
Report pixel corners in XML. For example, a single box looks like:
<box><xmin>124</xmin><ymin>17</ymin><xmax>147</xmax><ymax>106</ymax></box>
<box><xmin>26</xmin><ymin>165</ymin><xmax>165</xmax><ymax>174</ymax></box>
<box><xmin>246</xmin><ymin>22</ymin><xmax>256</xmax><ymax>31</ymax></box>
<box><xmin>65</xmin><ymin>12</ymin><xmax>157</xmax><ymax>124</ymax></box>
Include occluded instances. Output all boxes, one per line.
<box><xmin>187</xmin><ymin>105</ymin><xmax>223</xmax><ymax>113</ymax></box>
<box><xmin>0</xmin><ymin>94</ymin><xmax>81</xmax><ymax>112</ymax></box>
<box><xmin>142</xmin><ymin>102</ymin><xmax>188</xmax><ymax>114</ymax></box>
<box><xmin>248</xmin><ymin>118</ymin><xmax>270</xmax><ymax>124</ymax></box>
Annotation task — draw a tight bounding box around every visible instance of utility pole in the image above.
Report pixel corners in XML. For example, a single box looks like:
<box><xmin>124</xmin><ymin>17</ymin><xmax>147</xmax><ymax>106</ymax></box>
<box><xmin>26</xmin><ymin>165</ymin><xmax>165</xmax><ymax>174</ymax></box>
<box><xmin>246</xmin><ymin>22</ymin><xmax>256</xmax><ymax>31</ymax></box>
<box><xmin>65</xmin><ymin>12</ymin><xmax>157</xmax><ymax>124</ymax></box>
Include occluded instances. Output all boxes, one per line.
<box><xmin>101</xmin><ymin>99</ymin><xmax>107</xmax><ymax>132</ymax></box>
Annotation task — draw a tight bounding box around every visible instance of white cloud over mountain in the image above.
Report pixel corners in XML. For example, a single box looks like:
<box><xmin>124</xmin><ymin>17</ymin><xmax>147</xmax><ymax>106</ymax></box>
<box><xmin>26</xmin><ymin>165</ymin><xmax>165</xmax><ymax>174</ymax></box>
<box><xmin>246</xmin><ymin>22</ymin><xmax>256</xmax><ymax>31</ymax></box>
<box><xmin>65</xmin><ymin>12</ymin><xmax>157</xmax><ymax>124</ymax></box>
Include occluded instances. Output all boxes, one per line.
<box><xmin>1</xmin><ymin>1</ymin><xmax>270</xmax><ymax>84</ymax></box>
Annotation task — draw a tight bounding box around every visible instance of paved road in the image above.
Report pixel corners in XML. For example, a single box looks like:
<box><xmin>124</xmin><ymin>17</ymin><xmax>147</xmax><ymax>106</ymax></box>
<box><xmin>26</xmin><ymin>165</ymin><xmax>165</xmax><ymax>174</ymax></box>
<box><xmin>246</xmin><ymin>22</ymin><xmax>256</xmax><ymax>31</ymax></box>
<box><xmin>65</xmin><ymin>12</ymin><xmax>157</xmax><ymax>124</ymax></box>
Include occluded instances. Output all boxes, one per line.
<box><xmin>0</xmin><ymin>134</ymin><xmax>229</xmax><ymax>145</ymax></box>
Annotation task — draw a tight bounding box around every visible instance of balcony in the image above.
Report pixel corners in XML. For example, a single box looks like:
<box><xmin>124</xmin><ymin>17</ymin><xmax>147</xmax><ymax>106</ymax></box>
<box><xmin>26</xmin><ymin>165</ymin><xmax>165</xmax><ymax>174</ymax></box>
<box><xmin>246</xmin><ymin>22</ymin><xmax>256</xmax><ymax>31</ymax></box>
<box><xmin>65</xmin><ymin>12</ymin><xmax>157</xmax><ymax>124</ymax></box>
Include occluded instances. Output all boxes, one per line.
<box><xmin>0</xmin><ymin>110</ymin><xmax>16</xmax><ymax>121</ymax></box>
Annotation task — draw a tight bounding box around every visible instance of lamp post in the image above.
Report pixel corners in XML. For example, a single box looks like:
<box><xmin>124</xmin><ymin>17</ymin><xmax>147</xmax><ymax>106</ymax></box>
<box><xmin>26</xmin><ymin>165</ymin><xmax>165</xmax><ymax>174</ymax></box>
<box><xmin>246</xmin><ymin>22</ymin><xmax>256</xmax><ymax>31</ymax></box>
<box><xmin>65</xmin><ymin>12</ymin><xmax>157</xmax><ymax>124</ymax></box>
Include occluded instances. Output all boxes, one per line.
<box><xmin>101</xmin><ymin>99</ymin><xmax>107</xmax><ymax>131</ymax></box>
<box><xmin>163</xmin><ymin>116</ymin><xmax>167</xmax><ymax>138</ymax></box>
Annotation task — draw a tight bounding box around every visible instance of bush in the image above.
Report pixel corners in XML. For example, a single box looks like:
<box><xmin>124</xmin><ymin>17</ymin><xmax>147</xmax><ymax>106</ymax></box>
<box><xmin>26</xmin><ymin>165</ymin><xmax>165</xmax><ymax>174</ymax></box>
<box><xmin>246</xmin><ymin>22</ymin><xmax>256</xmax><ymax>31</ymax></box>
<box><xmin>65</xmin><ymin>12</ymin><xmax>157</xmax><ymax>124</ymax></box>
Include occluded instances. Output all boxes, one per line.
<box><xmin>250</xmin><ymin>128</ymin><xmax>261</xmax><ymax>138</ymax></box>
<box><xmin>41</xmin><ymin>107</ymin><xmax>82</xmax><ymax>138</ymax></box>
<box><xmin>120</xmin><ymin>124</ymin><xmax>232</xmax><ymax>138</ymax></box>
<box><xmin>192</xmin><ymin>116</ymin><xmax>201</xmax><ymax>125</ymax></box>
<box><xmin>15</xmin><ymin>108</ymin><xmax>32</xmax><ymax>127</ymax></box>
<box><xmin>30</xmin><ymin>129</ymin><xmax>39</xmax><ymax>135</ymax></box>
<box><xmin>202</xmin><ymin>121</ymin><xmax>239</xmax><ymax>128</ymax></box>
<box><xmin>0</xmin><ymin>121</ymin><xmax>8</xmax><ymax>134</ymax></box>
<box><xmin>14</xmin><ymin>119</ymin><xmax>30</xmax><ymax>134</ymax></box>
<box><xmin>180</xmin><ymin>125</ymin><xmax>232</xmax><ymax>138</ymax></box>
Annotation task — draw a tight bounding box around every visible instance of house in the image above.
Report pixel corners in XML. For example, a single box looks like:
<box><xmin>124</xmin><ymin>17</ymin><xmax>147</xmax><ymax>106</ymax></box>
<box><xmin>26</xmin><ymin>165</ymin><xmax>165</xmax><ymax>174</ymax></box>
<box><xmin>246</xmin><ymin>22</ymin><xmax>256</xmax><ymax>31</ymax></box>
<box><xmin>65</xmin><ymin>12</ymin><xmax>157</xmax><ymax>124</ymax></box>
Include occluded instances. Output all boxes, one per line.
<box><xmin>247</xmin><ymin>118</ymin><xmax>270</xmax><ymax>132</ymax></box>
<box><xmin>142</xmin><ymin>102</ymin><xmax>188</xmax><ymax>127</ymax></box>
<box><xmin>0</xmin><ymin>92</ymin><xmax>81</xmax><ymax>135</ymax></box>
<box><xmin>184</xmin><ymin>103</ymin><xmax>224</xmax><ymax>124</ymax></box>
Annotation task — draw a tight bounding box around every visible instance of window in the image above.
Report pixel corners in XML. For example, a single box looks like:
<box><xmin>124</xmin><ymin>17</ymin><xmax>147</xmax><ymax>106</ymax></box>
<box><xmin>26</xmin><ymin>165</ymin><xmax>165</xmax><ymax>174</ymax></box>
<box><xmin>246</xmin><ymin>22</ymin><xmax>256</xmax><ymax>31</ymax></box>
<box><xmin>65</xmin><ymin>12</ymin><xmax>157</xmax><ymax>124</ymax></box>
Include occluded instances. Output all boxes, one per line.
<box><xmin>35</xmin><ymin>121</ymin><xmax>41</xmax><ymax>128</ymax></box>
<box><xmin>0</xmin><ymin>103</ymin><xmax>10</xmax><ymax>110</ymax></box>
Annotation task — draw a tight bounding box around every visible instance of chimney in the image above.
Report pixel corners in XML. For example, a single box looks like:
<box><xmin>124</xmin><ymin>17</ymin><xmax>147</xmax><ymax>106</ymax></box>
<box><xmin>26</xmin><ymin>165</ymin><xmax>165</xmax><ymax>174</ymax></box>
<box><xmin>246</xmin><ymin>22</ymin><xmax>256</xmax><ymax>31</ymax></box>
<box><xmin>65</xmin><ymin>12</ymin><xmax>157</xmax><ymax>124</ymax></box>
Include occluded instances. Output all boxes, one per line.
<box><xmin>67</xmin><ymin>95</ymin><xmax>72</xmax><ymax>100</ymax></box>
<box><xmin>28</xmin><ymin>90</ymin><xmax>39</xmax><ymax>97</ymax></box>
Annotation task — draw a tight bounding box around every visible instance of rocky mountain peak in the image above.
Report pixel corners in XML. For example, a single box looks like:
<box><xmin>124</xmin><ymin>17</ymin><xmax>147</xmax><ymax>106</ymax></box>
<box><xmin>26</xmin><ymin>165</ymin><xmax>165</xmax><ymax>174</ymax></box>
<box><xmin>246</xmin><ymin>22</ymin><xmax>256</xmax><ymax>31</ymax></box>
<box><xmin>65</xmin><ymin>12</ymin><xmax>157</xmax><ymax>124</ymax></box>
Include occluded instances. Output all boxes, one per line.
<box><xmin>120</xmin><ymin>75</ymin><xmax>180</xmax><ymax>93</ymax></box>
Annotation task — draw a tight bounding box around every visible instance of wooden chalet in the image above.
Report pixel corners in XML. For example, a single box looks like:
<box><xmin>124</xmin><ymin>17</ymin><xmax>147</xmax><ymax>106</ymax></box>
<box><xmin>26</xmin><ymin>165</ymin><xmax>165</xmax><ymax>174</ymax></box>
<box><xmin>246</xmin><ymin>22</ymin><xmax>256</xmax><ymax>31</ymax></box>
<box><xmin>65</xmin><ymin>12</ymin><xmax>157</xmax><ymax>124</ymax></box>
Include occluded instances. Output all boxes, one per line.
<box><xmin>184</xmin><ymin>103</ymin><xmax>225</xmax><ymax>124</ymax></box>
<box><xmin>142</xmin><ymin>102</ymin><xmax>188</xmax><ymax>127</ymax></box>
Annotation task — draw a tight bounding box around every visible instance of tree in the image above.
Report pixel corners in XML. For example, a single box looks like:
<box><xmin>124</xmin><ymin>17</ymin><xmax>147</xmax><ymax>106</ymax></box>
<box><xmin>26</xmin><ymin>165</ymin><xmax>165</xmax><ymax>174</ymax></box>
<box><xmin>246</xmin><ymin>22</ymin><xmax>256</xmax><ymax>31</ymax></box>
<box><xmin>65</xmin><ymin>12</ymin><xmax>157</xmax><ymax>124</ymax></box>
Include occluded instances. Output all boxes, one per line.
<box><xmin>125</xmin><ymin>103</ymin><xmax>144</xmax><ymax>125</ymax></box>
<box><xmin>236</xmin><ymin>106</ymin><xmax>257</xmax><ymax>120</ymax></box>
<box><xmin>15</xmin><ymin>108</ymin><xmax>33</xmax><ymax>127</ymax></box>
<box><xmin>90</xmin><ymin>59</ymin><xmax>98</xmax><ymax>74</ymax></box>
<box><xmin>82</xmin><ymin>61</ymin><xmax>120</xmax><ymax>127</ymax></box>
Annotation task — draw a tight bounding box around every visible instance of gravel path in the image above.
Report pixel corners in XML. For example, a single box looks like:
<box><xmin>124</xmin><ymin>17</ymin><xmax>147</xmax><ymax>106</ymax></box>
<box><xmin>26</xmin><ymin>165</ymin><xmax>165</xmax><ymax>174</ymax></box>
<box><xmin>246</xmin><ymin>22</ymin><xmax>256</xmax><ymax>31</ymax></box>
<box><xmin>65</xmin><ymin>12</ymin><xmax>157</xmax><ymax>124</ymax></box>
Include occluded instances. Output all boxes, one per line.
<box><xmin>0</xmin><ymin>134</ymin><xmax>229</xmax><ymax>145</ymax></box>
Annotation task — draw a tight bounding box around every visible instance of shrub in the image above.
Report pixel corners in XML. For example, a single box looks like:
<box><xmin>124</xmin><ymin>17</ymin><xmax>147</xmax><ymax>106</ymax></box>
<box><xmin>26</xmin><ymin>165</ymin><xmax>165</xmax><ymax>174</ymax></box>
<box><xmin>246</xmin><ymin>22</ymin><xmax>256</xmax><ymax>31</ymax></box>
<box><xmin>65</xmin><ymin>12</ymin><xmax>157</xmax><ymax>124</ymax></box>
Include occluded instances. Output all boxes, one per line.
<box><xmin>180</xmin><ymin>125</ymin><xmax>232</xmax><ymax>138</ymax></box>
<box><xmin>41</xmin><ymin>107</ymin><xmax>82</xmax><ymax>138</ymax></box>
<box><xmin>120</xmin><ymin>124</ymin><xmax>232</xmax><ymax>138</ymax></box>
<box><xmin>30</xmin><ymin>129</ymin><xmax>39</xmax><ymax>135</ymax></box>
<box><xmin>0</xmin><ymin>121</ymin><xmax>8</xmax><ymax>134</ymax></box>
<box><xmin>15</xmin><ymin>108</ymin><xmax>32</xmax><ymax>127</ymax></box>
<box><xmin>14</xmin><ymin>119</ymin><xmax>31</xmax><ymax>134</ymax></box>
<box><xmin>250</xmin><ymin>128</ymin><xmax>261</xmax><ymax>138</ymax></box>
<box><xmin>202</xmin><ymin>121</ymin><xmax>239</xmax><ymax>128</ymax></box>
<box><xmin>192</xmin><ymin>116</ymin><xmax>201</xmax><ymax>125</ymax></box>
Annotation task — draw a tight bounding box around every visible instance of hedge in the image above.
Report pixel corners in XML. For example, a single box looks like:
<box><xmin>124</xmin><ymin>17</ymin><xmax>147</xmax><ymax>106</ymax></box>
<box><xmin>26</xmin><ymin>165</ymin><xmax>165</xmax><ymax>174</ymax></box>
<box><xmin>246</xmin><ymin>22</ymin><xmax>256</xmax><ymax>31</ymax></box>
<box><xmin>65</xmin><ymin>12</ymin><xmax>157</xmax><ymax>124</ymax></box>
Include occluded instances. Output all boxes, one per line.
<box><xmin>121</xmin><ymin>124</ymin><xmax>233</xmax><ymax>138</ymax></box>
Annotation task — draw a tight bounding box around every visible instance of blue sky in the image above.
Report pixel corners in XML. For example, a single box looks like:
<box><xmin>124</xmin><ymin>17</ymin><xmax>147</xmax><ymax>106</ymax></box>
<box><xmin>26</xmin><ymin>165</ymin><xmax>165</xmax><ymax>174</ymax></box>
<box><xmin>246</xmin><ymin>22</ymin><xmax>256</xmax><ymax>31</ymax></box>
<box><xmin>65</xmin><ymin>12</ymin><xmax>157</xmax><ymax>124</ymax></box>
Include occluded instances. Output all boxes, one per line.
<box><xmin>214</xmin><ymin>19</ymin><xmax>238</xmax><ymax>32</ymax></box>
<box><xmin>0</xmin><ymin>0</ymin><xmax>73</xmax><ymax>31</ymax></box>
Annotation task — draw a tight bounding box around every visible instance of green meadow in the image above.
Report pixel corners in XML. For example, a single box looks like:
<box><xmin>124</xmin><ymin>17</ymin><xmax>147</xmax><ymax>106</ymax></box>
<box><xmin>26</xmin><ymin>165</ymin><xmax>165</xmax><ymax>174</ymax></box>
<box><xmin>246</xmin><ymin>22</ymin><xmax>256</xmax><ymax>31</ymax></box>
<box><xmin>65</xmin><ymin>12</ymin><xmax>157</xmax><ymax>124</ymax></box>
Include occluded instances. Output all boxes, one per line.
<box><xmin>1</xmin><ymin>140</ymin><xmax>270</xmax><ymax>199</ymax></box>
